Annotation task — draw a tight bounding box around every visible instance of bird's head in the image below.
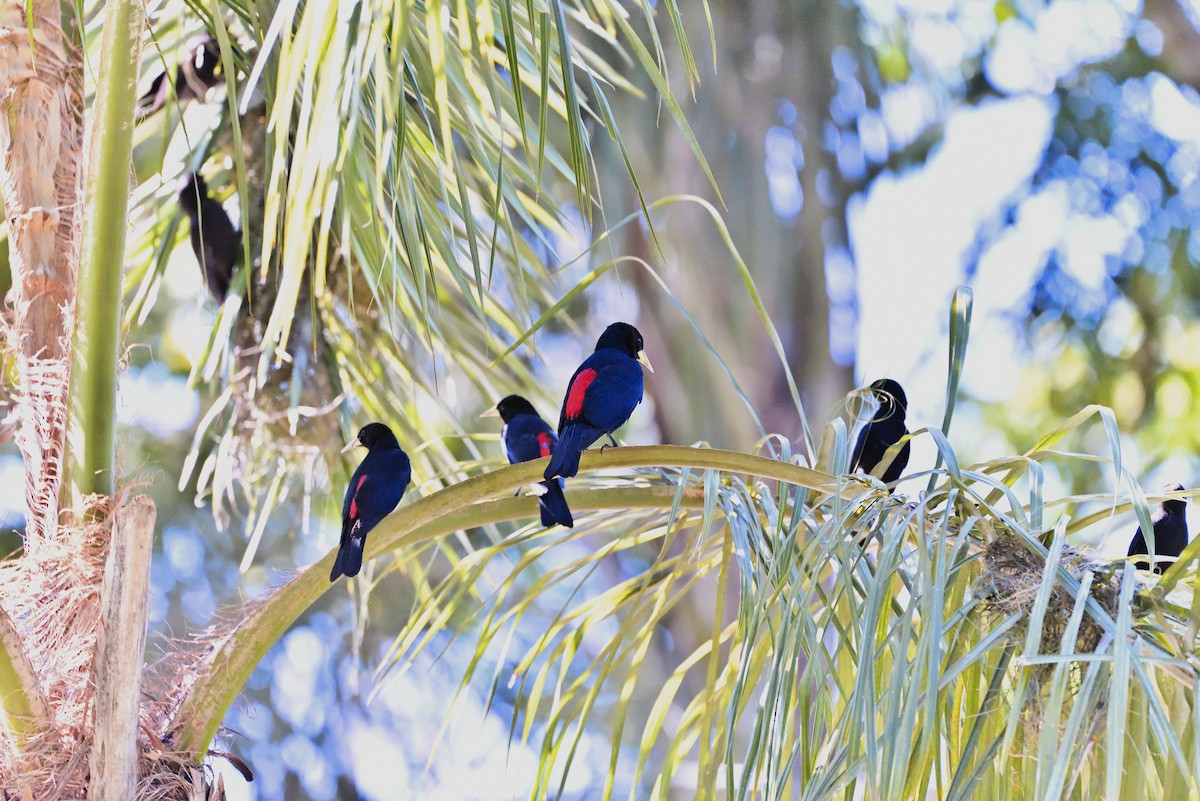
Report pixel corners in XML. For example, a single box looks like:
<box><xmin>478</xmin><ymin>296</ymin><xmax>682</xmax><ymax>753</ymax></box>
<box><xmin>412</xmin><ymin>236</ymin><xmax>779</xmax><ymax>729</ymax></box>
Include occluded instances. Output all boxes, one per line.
<box><xmin>484</xmin><ymin>394</ymin><xmax>538</xmax><ymax>423</ymax></box>
<box><xmin>869</xmin><ymin>378</ymin><xmax>907</xmax><ymax>419</ymax></box>
<box><xmin>1161</xmin><ymin>482</ymin><xmax>1187</xmax><ymax>515</ymax></box>
<box><xmin>178</xmin><ymin>173</ymin><xmax>207</xmax><ymax>213</ymax></box>
<box><xmin>342</xmin><ymin>422</ymin><xmax>401</xmax><ymax>453</ymax></box>
<box><xmin>595</xmin><ymin>322</ymin><xmax>653</xmax><ymax>373</ymax></box>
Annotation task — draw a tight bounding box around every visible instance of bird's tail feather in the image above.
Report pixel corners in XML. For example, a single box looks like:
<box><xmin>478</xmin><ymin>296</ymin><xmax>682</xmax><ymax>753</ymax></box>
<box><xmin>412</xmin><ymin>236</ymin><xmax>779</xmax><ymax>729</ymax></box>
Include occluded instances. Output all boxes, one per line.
<box><xmin>539</xmin><ymin>478</ymin><xmax>574</xmax><ymax>528</ymax></box>
<box><xmin>545</xmin><ymin>425</ymin><xmax>593</xmax><ymax>479</ymax></box>
<box><xmin>342</xmin><ymin>537</ymin><xmax>364</xmax><ymax>578</ymax></box>
<box><xmin>330</xmin><ymin>534</ymin><xmax>365</xmax><ymax>581</ymax></box>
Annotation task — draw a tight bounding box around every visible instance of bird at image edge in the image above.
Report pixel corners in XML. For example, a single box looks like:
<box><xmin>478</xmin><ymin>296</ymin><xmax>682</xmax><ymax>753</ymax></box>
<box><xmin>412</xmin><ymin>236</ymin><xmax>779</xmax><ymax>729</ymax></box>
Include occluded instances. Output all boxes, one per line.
<box><xmin>545</xmin><ymin>322</ymin><xmax>653</xmax><ymax>480</ymax></box>
<box><xmin>851</xmin><ymin>378</ymin><xmax>911</xmax><ymax>484</ymax></box>
<box><xmin>331</xmin><ymin>423</ymin><xmax>411</xmax><ymax>581</ymax></box>
<box><xmin>483</xmin><ymin>395</ymin><xmax>574</xmax><ymax>528</ymax></box>
<box><xmin>1128</xmin><ymin>483</ymin><xmax>1189</xmax><ymax>574</ymax></box>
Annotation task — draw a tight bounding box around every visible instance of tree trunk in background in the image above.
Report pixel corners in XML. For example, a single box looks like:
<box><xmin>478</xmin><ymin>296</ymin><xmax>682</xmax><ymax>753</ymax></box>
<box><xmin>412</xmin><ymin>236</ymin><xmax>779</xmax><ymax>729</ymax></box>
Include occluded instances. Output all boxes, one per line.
<box><xmin>595</xmin><ymin>1</ymin><xmax>860</xmax><ymax>752</ymax></box>
<box><xmin>1144</xmin><ymin>0</ymin><xmax>1200</xmax><ymax>91</ymax></box>
<box><xmin>604</xmin><ymin>0</ymin><xmax>856</xmax><ymax>451</ymax></box>
<box><xmin>0</xmin><ymin>0</ymin><xmax>83</xmax><ymax>546</ymax></box>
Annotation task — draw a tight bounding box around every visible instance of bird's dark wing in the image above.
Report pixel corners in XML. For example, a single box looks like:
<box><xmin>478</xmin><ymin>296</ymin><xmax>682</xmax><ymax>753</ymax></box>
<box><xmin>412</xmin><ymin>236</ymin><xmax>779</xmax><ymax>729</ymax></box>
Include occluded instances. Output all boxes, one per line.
<box><xmin>850</xmin><ymin>424</ymin><xmax>870</xmax><ymax>472</ymax></box>
<box><xmin>1157</xmin><ymin>512</ymin><xmax>1189</xmax><ymax>558</ymax></box>
<box><xmin>853</xmin><ymin>418</ymin><xmax>907</xmax><ymax>480</ymax></box>
<box><xmin>1127</xmin><ymin>523</ymin><xmax>1153</xmax><ymax>572</ymax></box>
<box><xmin>1127</xmin><ymin>525</ymin><xmax>1147</xmax><ymax>557</ymax></box>
<box><xmin>852</xmin><ymin>421</ymin><xmax>886</xmax><ymax>474</ymax></box>
<box><xmin>341</xmin><ymin>462</ymin><xmax>370</xmax><ymax>532</ymax></box>
<box><xmin>565</xmin><ymin>350</ymin><xmax>642</xmax><ymax>434</ymax></box>
<box><xmin>504</xmin><ymin>414</ymin><xmax>557</xmax><ymax>464</ymax></box>
<box><xmin>880</xmin><ymin>439</ymin><xmax>911</xmax><ymax>484</ymax></box>
<box><xmin>190</xmin><ymin>197</ymin><xmax>240</xmax><ymax>301</ymax></box>
<box><xmin>342</xmin><ymin>450</ymin><xmax>410</xmax><ymax>537</ymax></box>
<box><xmin>1130</xmin><ymin>508</ymin><xmax>1188</xmax><ymax>549</ymax></box>
<box><xmin>1140</xmin><ymin>510</ymin><xmax>1190</xmax><ymax>568</ymax></box>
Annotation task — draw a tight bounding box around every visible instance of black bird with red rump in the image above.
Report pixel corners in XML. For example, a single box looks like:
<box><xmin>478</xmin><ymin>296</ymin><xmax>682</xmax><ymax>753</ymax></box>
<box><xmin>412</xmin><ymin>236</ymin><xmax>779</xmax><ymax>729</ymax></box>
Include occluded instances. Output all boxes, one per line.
<box><xmin>851</xmin><ymin>378</ymin><xmax>911</xmax><ymax>484</ymax></box>
<box><xmin>331</xmin><ymin>423</ymin><xmax>411</xmax><ymax>581</ymax></box>
<box><xmin>483</xmin><ymin>395</ymin><xmax>574</xmax><ymax>528</ymax></box>
<box><xmin>178</xmin><ymin>173</ymin><xmax>239</xmax><ymax>303</ymax></box>
<box><xmin>1128</xmin><ymin>483</ymin><xmax>1189</xmax><ymax>573</ymax></box>
<box><xmin>545</xmin><ymin>322</ymin><xmax>652</xmax><ymax>480</ymax></box>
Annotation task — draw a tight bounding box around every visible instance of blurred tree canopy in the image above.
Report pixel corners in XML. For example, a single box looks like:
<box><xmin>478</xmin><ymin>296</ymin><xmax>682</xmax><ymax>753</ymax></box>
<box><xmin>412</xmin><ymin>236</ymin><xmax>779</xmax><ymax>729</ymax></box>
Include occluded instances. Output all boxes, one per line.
<box><xmin>968</xmin><ymin>0</ymin><xmax>1200</xmax><ymax>488</ymax></box>
<box><xmin>590</xmin><ymin>0</ymin><xmax>1200</xmax><ymax>491</ymax></box>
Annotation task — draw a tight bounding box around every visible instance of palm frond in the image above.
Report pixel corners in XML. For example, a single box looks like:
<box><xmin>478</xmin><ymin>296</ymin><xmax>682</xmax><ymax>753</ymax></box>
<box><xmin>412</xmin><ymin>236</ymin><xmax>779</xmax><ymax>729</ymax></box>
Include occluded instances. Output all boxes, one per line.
<box><xmin>120</xmin><ymin>0</ymin><xmax>719</xmax><ymax>568</ymax></box>
<box><xmin>363</xmin><ymin>428</ymin><xmax>1200</xmax><ymax>801</ymax></box>
<box><xmin>168</xmin><ymin>445</ymin><xmax>850</xmax><ymax>754</ymax></box>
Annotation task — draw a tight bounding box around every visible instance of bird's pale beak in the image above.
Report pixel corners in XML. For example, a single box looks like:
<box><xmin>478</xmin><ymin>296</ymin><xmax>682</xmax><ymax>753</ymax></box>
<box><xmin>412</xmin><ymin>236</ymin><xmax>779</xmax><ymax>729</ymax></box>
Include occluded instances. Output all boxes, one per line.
<box><xmin>637</xmin><ymin>350</ymin><xmax>654</xmax><ymax>373</ymax></box>
<box><xmin>479</xmin><ymin>407</ymin><xmax>501</xmax><ymax>419</ymax></box>
<box><xmin>340</xmin><ymin>437</ymin><xmax>362</xmax><ymax>454</ymax></box>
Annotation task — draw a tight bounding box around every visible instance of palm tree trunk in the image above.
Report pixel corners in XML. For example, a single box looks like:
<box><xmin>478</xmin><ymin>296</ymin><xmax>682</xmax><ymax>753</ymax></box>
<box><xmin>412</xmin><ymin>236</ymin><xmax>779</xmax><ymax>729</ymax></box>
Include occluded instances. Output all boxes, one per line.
<box><xmin>0</xmin><ymin>0</ymin><xmax>84</xmax><ymax>550</ymax></box>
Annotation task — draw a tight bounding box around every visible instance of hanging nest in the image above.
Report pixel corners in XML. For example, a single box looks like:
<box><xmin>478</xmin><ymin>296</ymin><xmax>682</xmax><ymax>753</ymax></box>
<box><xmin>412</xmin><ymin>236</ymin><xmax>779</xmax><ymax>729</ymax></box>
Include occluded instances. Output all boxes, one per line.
<box><xmin>975</xmin><ymin>526</ymin><xmax>1124</xmax><ymax>719</ymax></box>
<box><xmin>978</xmin><ymin>529</ymin><xmax>1122</xmax><ymax>656</ymax></box>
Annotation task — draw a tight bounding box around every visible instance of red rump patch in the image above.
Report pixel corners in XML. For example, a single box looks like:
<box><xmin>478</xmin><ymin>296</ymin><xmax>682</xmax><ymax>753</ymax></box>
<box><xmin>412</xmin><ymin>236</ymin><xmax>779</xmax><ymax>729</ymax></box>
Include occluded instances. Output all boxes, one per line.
<box><xmin>537</xmin><ymin>432</ymin><xmax>554</xmax><ymax>458</ymax></box>
<box><xmin>348</xmin><ymin>475</ymin><xmax>368</xmax><ymax>519</ymax></box>
<box><xmin>565</xmin><ymin>368</ymin><xmax>598</xmax><ymax>419</ymax></box>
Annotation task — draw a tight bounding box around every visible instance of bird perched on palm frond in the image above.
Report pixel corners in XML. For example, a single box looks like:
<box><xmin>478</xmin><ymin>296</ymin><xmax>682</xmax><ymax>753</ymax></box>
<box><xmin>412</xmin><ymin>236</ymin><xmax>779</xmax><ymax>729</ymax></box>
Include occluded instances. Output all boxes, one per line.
<box><xmin>851</xmin><ymin>378</ymin><xmax>910</xmax><ymax>485</ymax></box>
<box><xmin>331</xmin><ymin>423</ymin><xmax>411</xmax><ymax>581</ymax></box>
<box><xmin>545</xmin><ymin>322</ymin><xmax>652</xmax><ymax>481</ymax></box>
<box><xmin>1128</xmin><ymin>483</ymin><xmax>1189</xmax><ymax>574</ymax></box>
<box><xmin>484</xmin><ymin>395</ymin><xmax>574</xmax><ymax>528</ymax></box>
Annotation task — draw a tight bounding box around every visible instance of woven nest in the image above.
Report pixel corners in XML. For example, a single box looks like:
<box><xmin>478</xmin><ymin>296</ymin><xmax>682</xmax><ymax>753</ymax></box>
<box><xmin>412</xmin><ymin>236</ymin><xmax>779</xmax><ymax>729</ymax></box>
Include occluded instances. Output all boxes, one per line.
<box><xmin>976</xmin><ymin>528</ymin><xmax>1124</xmax><ymax>719</ymax></box>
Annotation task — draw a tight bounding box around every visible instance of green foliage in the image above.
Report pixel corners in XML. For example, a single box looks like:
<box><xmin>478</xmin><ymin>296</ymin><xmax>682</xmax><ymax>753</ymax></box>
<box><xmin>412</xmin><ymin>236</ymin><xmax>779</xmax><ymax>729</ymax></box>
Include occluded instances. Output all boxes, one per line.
<box><xmin>361</xmin><ymin>413</ymin><xmax>1199</xmax><ymax>800</ymax></box>
<box><xmin>67</xmin><ymin>0</ymin><xmax>144</xmax><ymax>500</ymax></box>
<box><xmin>123</xmin><ymin>0</ymin><xmax>719</xmax><ymax>559</ymax></box>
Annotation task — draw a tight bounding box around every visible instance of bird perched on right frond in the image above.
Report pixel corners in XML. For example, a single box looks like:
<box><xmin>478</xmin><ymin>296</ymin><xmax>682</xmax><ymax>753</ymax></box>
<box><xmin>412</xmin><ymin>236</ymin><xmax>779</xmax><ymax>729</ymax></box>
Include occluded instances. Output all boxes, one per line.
<box><xmin>1128</xmin><ymin>483</ymin><xmax>1189</xmax><ymax>574</ymax></box>
<box><xmin>851</xmin><ymin>378</ymin><xmax>911</xmax><ymax>484</ymax></box>
<box><xmin>484</xmin><ymin>394</ymin><xmax>574</xmax><ymax>528</ymax></box>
